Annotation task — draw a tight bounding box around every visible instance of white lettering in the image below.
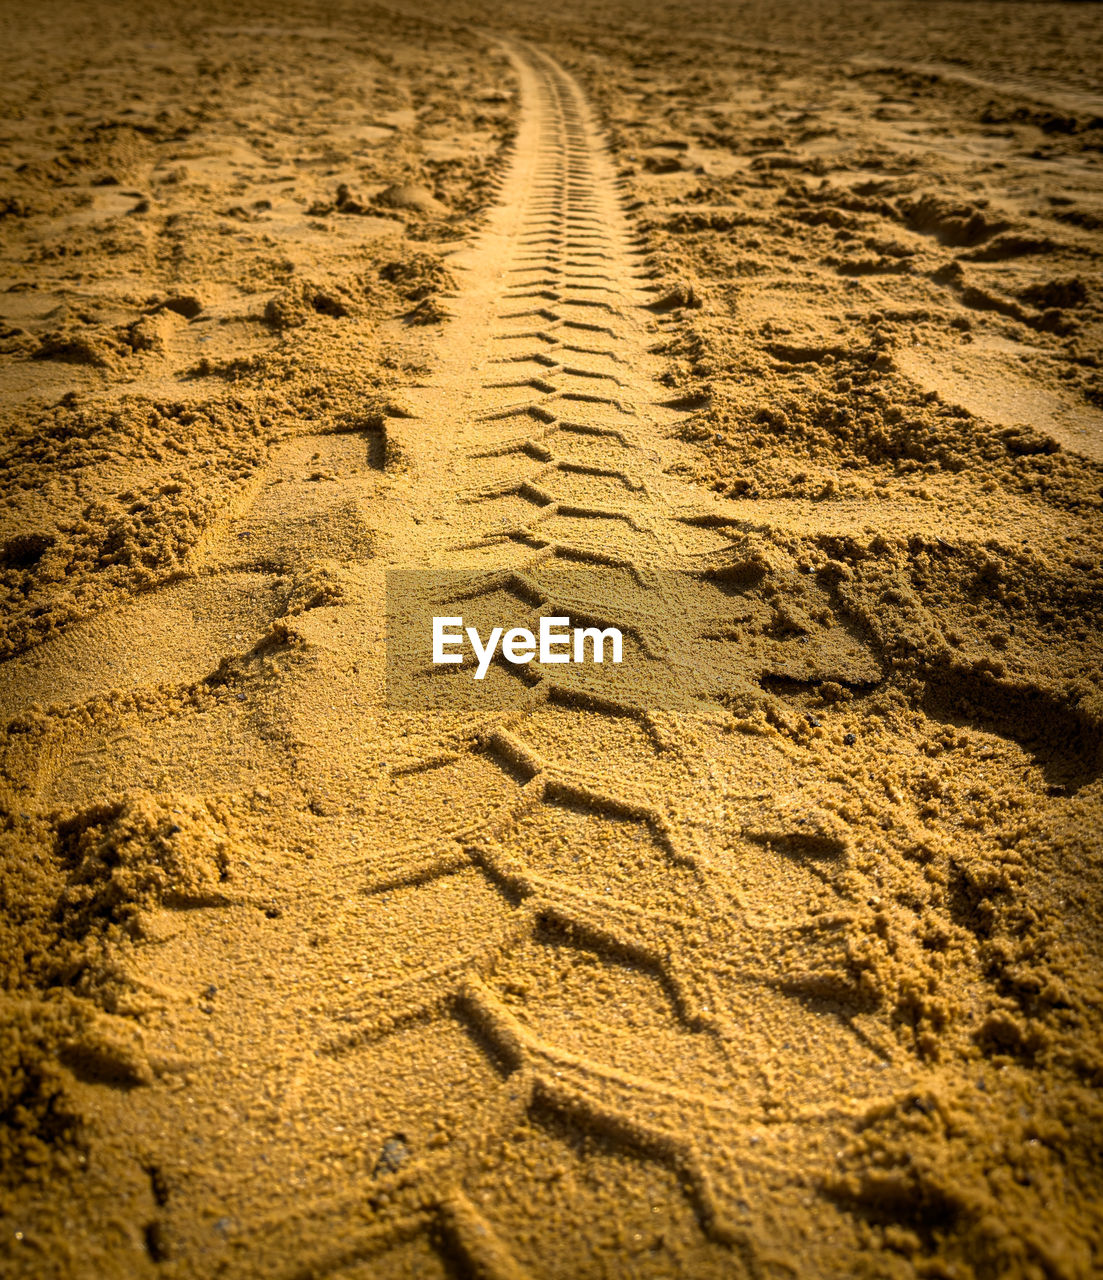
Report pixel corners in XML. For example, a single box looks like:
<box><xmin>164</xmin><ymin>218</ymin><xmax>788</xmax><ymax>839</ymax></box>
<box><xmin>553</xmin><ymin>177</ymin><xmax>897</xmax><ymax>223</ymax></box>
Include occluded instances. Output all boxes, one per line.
<box><xmin>432</xmin><ymin>617</ymin><xmax>464</xmax><ymax>663</ymax></box>
<box><xmin>539</xmin><ymin>616</ymin><xmax>572</xmax><ymax>663</ymax></box>
<box><xmin>432</xmin><ymin>616</ymin><xmax>625</xmax><ymax>678</ymax></box>
<box><xmin>502</xmin><ymin>627</ymin><xmax>537</xmax><ymax>663</ymax></box>
<box><xmin>467</xmin><ymin>625</ymin><xmax>502</xmax><ymax>680</ymax></box>
<box><xmin>573</xmin><ymin>626</ymin><xmax>622</xmax><ymax>664</ymax></box>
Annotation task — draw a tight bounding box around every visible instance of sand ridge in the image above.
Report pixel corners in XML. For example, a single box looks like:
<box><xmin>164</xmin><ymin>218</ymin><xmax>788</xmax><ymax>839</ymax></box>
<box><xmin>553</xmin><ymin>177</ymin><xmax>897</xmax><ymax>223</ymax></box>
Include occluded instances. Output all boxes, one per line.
<box><xmin>1</xmin><ymin>2</ymin><xmax>1101</xmax><ymax>1278</ymax></box>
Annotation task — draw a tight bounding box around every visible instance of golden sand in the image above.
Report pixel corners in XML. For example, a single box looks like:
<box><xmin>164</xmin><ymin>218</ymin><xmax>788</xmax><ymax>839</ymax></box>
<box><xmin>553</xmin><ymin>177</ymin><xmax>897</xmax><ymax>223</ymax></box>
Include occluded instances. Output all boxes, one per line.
<box><xmin>1</xmin><ymin>1</ymin><xmax>1101</xmax><ymax>1276</ymax></box>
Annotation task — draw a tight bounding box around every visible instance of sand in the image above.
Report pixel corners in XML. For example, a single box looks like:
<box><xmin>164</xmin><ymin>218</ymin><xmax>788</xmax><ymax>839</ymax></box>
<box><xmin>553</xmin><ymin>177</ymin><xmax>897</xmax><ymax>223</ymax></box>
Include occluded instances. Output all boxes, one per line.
<box><xmin>1</xmin><ymin>1</ymin><xmax>1101</xmax><ymax>1277</ymax></box>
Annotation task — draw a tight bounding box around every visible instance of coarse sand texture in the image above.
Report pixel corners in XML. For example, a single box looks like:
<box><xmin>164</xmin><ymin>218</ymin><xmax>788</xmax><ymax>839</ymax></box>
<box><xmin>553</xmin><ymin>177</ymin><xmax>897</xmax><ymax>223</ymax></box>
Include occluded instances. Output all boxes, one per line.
<box><xmin>1</xmin><ymin>2</ymin><xmax>1101</xmax><ymax>1278</ymax></box>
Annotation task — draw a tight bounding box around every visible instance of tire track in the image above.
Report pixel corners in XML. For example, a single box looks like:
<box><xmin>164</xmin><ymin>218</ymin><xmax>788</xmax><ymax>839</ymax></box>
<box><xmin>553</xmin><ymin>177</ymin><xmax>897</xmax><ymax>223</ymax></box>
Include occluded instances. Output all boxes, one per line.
<box><xmin>198</xmin><ymin>41</ymin><xmax>906</xmax><ymax>1280</ymax></box>
<box><xmin>12</xmin><ymin>39</ymin><xmax>910</xmax><ymax>1280</ymax></box>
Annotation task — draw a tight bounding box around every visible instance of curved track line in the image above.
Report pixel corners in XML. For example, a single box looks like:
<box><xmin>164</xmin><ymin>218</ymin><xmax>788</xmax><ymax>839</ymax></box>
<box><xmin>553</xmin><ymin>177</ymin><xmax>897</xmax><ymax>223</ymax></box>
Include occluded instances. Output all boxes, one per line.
<box><xmin>15</xmin><ymin>39</ymin><xmax>907</xmax><ymax>1280</ymax></box>
<box><xmin>200</xmin><ymin>41</ymin><xmax>903</xmax><ymax>1280</ymax></box>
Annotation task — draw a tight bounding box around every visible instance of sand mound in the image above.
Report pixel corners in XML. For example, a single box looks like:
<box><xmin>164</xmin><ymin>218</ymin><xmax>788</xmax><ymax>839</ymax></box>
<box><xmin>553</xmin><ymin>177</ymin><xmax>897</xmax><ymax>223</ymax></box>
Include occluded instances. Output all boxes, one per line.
<box><xmin>0</xmin><ymin>1</ymin><xmax>1099</xmax><ymax>1277</ymax></box>
<box><xmin>55</xmin><ymin>795</ymin><xmax>239</xmax><ymax>933</ymax></box>
<box><xmin>376</xmin><ymin>182</ymin><xmax>448</xmax><ymax>215</ymax></box>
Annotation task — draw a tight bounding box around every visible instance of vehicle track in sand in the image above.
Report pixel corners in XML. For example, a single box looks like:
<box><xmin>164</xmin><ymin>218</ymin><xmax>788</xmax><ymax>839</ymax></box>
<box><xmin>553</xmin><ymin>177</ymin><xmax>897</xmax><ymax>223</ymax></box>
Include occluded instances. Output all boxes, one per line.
<box><xmin>9</xmin><ymin>38</ymin><xmax>933</xmax><ymax>1280</ymax></box>
<box><xmin>215</xmin><ymin>40</ymin><xmax>906</xmax><ymax>1278</ymax></box>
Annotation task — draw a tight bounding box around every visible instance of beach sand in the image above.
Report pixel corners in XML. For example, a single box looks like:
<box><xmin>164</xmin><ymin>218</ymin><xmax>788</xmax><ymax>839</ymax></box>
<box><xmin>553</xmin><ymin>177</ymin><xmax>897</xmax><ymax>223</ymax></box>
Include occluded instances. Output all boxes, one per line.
<box><xmin>1</xmin><ymin>1</ymin><xmax>1100</xmax><ymax>1276</ymax></box>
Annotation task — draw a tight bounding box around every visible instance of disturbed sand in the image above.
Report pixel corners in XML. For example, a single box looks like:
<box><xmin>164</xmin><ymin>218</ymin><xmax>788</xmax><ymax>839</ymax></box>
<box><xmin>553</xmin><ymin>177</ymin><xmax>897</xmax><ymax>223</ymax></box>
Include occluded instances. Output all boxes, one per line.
<box><xmin>1</xmin><ymin>1</ymin><xmax>1101</xmax><ymax>1277</ymax></box>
